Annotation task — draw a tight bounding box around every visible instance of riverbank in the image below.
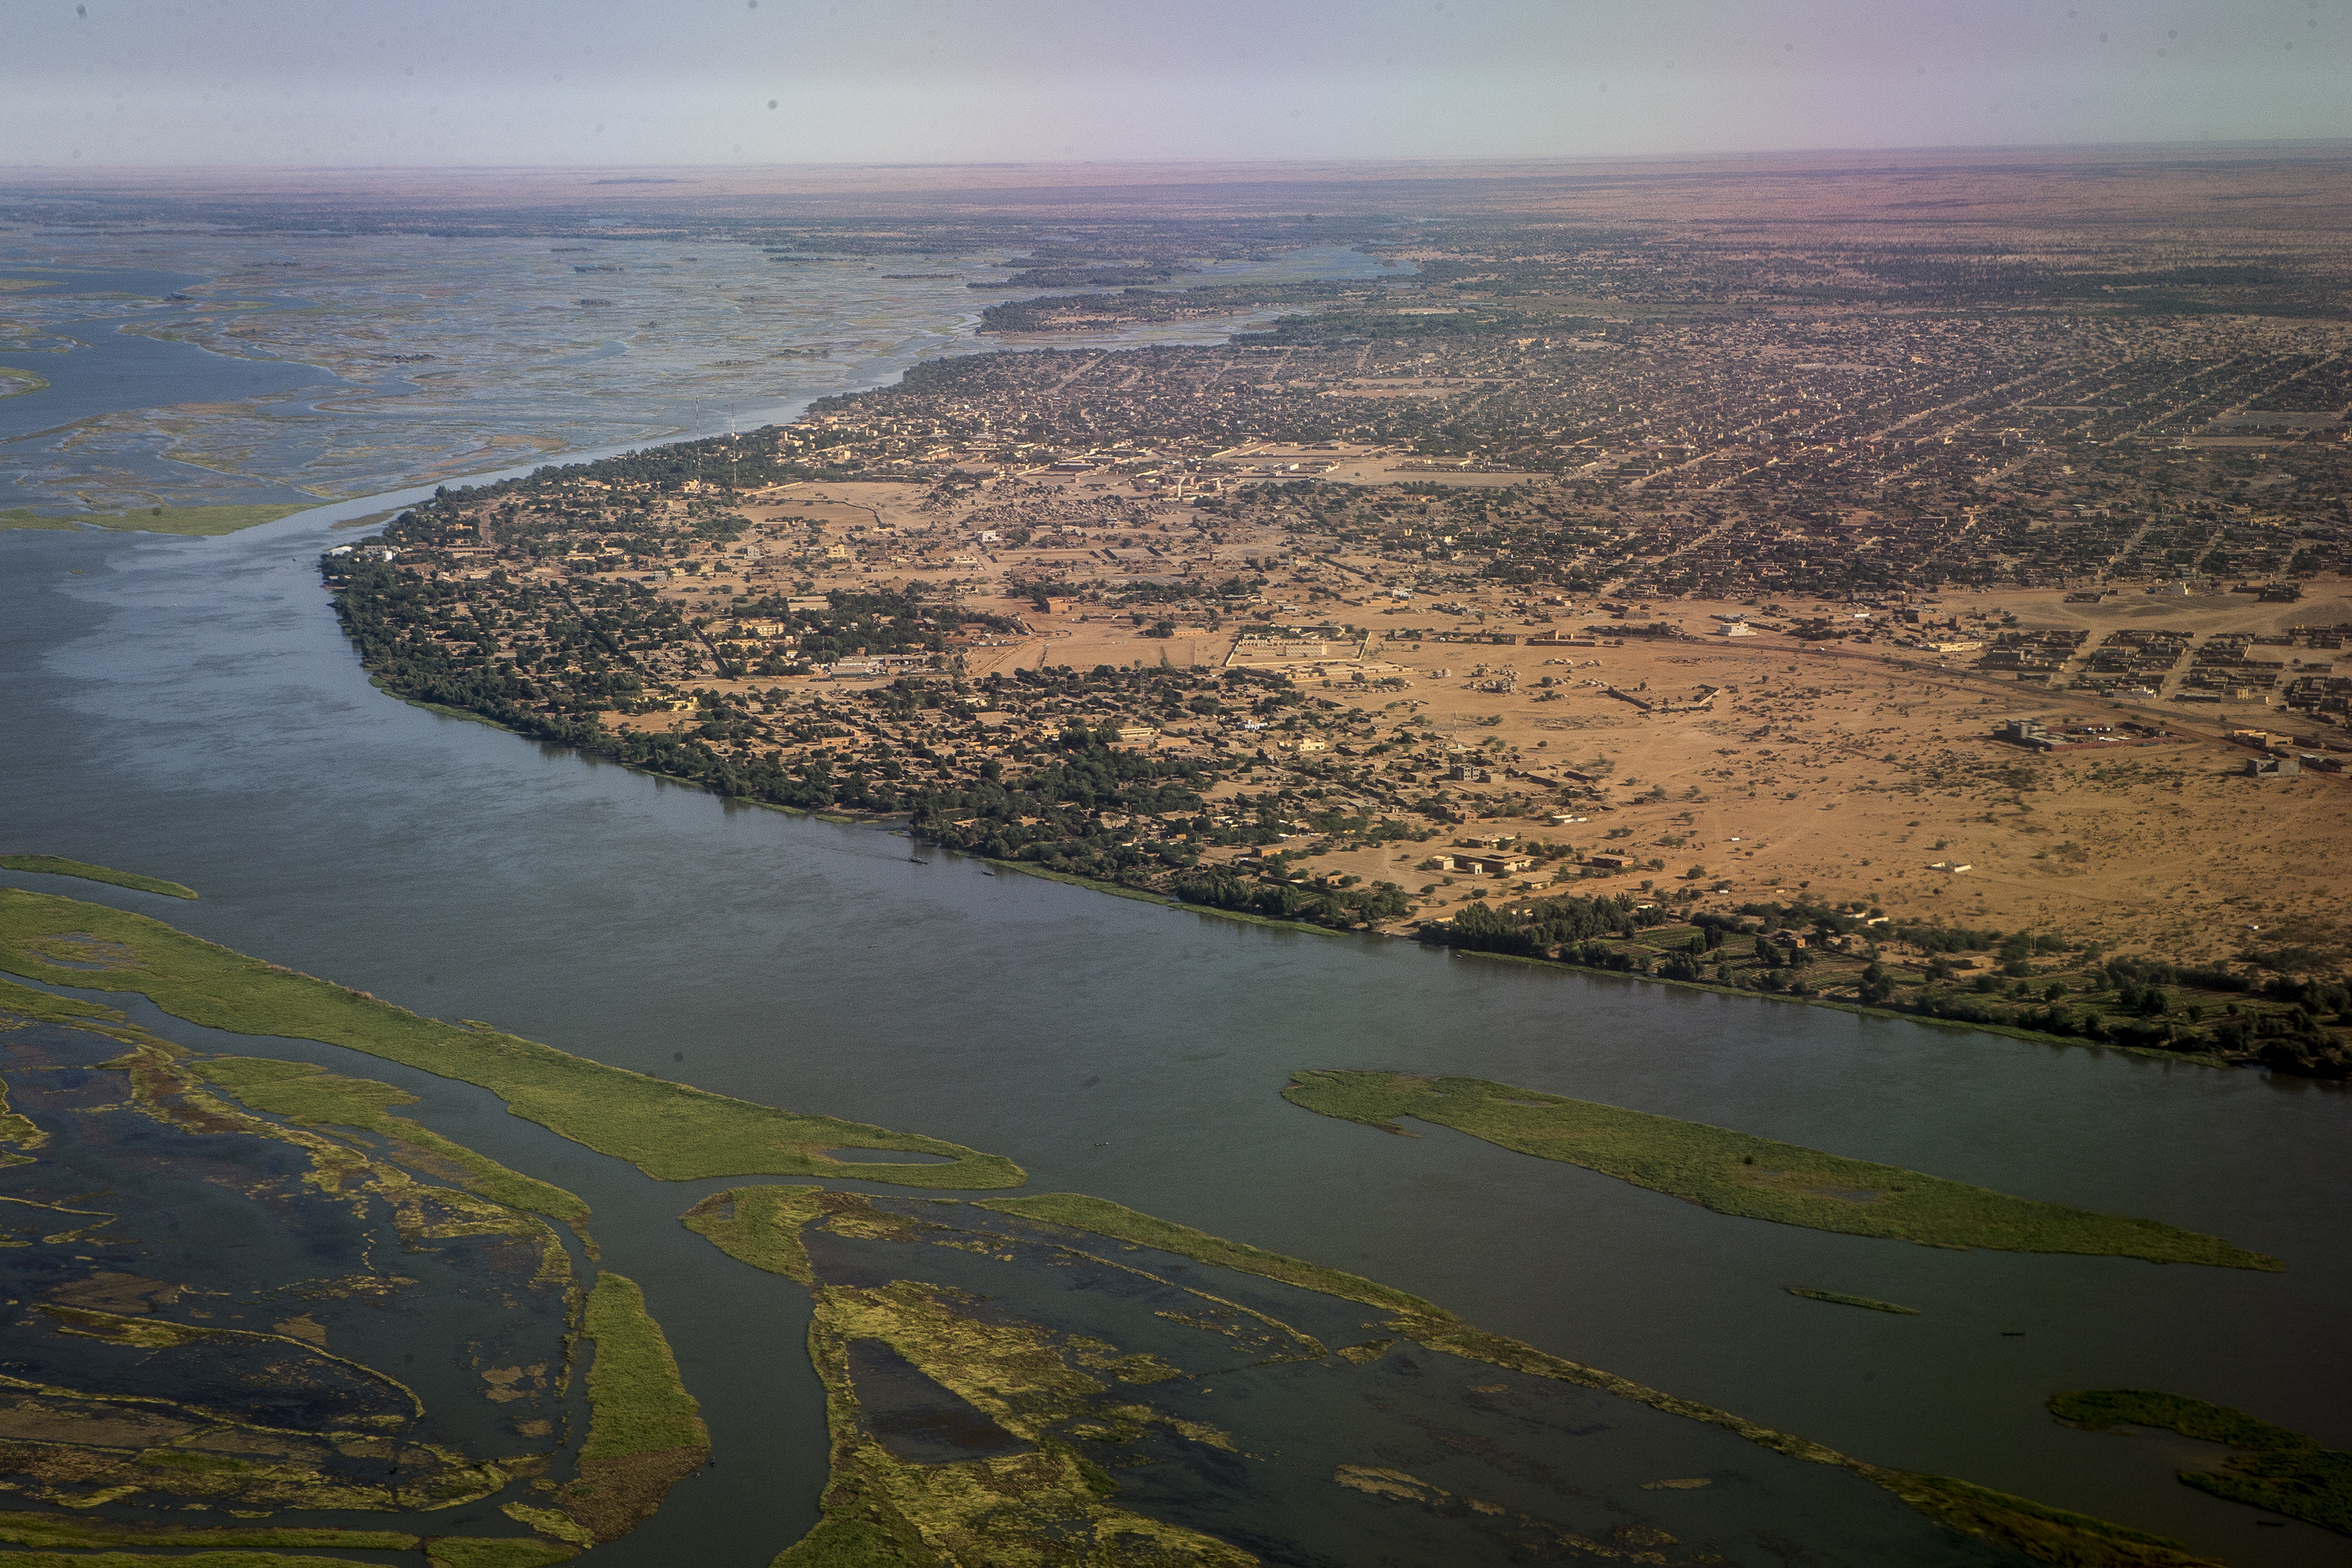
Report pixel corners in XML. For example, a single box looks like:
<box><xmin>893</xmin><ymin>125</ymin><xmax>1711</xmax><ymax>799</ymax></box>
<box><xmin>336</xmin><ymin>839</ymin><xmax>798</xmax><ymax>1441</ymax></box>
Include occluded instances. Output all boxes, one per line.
<box><xmin>318</xmin><ymin>620</ymin><xmax>2333</xmax><ymax>1086</ymax></box>
<box><xmin>1442</xmin><ymin>946</ymin><xmax>2237</xmax><ymax>1069</ymax></box>
<box><xmin>0</xmin><ymin>853</ymin><xmax>198</xmax><ymax>900</ymax></box>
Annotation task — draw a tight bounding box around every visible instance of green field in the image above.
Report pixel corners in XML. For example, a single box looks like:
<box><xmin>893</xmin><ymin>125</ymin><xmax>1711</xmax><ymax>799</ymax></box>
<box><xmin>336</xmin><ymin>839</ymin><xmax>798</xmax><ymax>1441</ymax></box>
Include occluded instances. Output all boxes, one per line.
<box><xmin>0</xmin><ymin>504</ymin><xmax>315</xmax><ymax>536</ymax></box>
<box><xmin>0</xmin><ymin>889</ymin><xmax>1025</xmax><ymax>1190</ymax></box>
<box><xmin>1</xmin><ymin>854</ymin><xmax>197</xmax><ymax>899</ymax></box>
<box><xmin>1283</xmin><ymin>1071</ymin><xmax>2277</xmax><ymax>1269</ymax></box>
<box><xmin>2053</xmin><ymin>1389</ymin><xmax>2351</xmax><ymax>1535</ymax></box>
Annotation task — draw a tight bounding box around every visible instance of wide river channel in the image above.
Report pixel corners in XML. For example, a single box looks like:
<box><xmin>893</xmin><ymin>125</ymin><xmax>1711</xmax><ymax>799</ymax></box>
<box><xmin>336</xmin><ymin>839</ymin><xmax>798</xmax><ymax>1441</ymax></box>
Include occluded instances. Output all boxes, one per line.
<box><xmin>0</xmin><ymin>256</ymin><xmax>2344</xmax><ymax>1568</ymax></box>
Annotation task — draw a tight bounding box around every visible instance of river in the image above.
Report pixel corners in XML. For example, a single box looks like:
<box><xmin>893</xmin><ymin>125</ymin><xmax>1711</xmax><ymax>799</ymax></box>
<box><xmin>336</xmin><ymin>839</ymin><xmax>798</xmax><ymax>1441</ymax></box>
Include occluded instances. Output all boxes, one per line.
<box><xmin>0</xmin><ymin>253</ymin><xmax>2343</xmax><ymax>1567</ymax></box>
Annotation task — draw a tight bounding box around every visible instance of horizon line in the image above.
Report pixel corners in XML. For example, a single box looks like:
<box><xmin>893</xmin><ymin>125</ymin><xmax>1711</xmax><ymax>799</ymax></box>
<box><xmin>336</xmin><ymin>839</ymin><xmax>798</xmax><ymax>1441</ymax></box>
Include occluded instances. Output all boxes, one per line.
<box><xmin>6</xmin><ymin>136</ymin><xmax>2352</xmax><ymax>181</ymax></box>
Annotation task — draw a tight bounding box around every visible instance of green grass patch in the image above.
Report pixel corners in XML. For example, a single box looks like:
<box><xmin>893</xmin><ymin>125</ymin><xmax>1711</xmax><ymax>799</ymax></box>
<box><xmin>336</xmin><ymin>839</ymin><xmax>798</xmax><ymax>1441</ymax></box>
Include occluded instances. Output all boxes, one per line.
<box><xmin>579</xmin><ymin>1272</ymin><xmax>709</xmax><ymax>1461</ymax></box>
<box><xmin>2053</xmin><ymin>1389</ymin><xmax>2352</xmax><ymax>1535</ymax></box>
<box><xmin>0</xmin><ymin>1555</ymin><xmax>401</xmax><ymax>1567</ymax></box>
<box><xmin>427</xmin><ymin>1540</ymin><xmax>580</xmax><ymax>1568</ymax></box>
<box><xmin>682</xmin><ymin>1185</ymin><xmax>822</xmax><ymax>1284</ymax></box>
<box><xmin>978</xmin><ymin>1192</ymin><xmax>1441</xmax><ymax>1315</ymax></box>
<box><xmin>1283</xmin><ymin>1070</ymin><xmax>2277</xmax><ymax>1270</ymax></box>
<box><xmin>498</xmin><ymin>1505</ymin><xmax>596</xmax><ymax>1548</ymax></box>
<box><xmin>0</xmin><ymin>1516</ymin><xmax>414</xmax><ymax>1552</ymax></box>
<box><xmin>986</xmin><ymin>860</ymin><xmax>1346</xmax><ymax>935</ymax></box>
<box><xmin>0</xmin><ymin>973</ymin><xmax>126</xmax><ymax>1028</ymax></box>
<box><xmin>0</xmin><ymin>890</ymin><xmax>1025</xmax><ymax>1190</ymax></box>
<box><xmin>0</xmin><ymin>503</ymin><xmax>314</xmax><ymax>536</ymax></box>
<box><xmin>0</xmin><ymin>365</ymin><xmax>50</xmax><ymax>397</ymax></box>
<box><xmin>1174</xmin><ymin>900</ymin><xmax>1350</xmax><ymax>936</ymax></box>
<box><xmin>992</xmin><ymin>859</ymin><xmax>1174</xmax><ymax>904</ymax></box>
<box><xmin>198</xmin><ymin>1056</ymin><xmax>588</xmax><ymax>1223</ymax></box>
<box><xmin>1788</xmin><ymin>1287</ymin><xmax>1919</xmax><ymax>1315</ymax></box>
<box><xmin>772</xmin><ymin>1512</ymin><xmax>935</xmax><ymax>1567</ymax></box>
<box><xmin>1</xmin><ymin>854</ymin><xmax>196</xmax><ymax>899</ymax></box>
<box><xmin>1878</xmin><ymin>1473</ymin><xmax>2222</xmax><ymax>1567</ymax></box>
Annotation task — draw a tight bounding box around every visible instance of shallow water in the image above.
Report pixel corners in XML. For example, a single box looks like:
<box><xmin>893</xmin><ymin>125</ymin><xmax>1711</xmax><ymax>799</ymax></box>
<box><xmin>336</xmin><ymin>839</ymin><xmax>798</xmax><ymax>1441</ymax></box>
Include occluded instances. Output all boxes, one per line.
<box><xmin>0</xmin><ymin>237</ymin><xmax>1399</xmax><ymax>511</ymax></box>
<box><xmin>0</xmin><ymin>315</ymin><xmax>337</xmax><ymax>444</ymax></box>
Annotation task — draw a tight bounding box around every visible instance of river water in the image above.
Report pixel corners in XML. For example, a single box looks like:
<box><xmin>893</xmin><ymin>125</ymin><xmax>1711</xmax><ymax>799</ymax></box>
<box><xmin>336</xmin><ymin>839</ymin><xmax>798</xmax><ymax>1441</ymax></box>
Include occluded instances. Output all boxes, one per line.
<box><xmin>0</xmin><ymin>255</ymin><xmax>2344</xmax><ymax>1567</ymax></box>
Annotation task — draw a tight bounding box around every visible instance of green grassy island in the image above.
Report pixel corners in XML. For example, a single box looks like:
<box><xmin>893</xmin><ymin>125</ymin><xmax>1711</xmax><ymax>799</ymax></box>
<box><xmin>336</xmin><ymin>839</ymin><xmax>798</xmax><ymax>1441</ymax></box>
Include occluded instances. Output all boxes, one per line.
<box><xmin>1</xmin><ymin>854</ymin><xmax>198</xmax><ymax>900</ymax></box>
<box><xmin>0</xmin><ymin>889</ymin><xmax>1024</xmax><ymax>1190</ymax></box>
<box><xmin>538</xmin><ymin>1273</ymin><xmax>712</xmax><ymax>1545</ymax></box>
<box><xmin>1283</xmin><ymin>1070</ymin><xmax>2278</xmax><ymax>1270</ymax></box>
<box><xmin>2052</xmin><ymin>1390</ymin><xmax>2351</xmax><ymax>1536</ymax></box>
<box><xmin>1788</xmin><ymin>1287</ymin><xmax>1921</xmax><ymax>1315</ymax></box>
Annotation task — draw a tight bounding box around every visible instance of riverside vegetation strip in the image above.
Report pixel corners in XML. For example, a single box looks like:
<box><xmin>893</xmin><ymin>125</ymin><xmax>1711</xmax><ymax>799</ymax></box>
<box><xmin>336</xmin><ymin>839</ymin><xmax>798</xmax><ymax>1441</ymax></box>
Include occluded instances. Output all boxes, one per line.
<box><xmin>2051</xmin><ymin>1390</ymin><xmax>2352</xmax><ymax>1537</ymax></box>
<box><xmin>1282</xmin><ymin>1070</ymin><xmax>2278</xmax><ymax>1269</ymax></box>
<box><xmin>0</xmin><ymin>855</ymin><xmax>198</xmax><ymax>901</ymax></box>
<box><xmin>682</xmin><ymin>1187</ymin><xmax>2222</xmax><ymax>1568</ymax></box>
<box><xmin>1787</xmin><ymin>1287</ymin><xmax>1921</xmax><ymax>1314</ymax></box>
<box><xmin>0</xmin><ymin>1541</ymin><xmax>573</xmax><ymax>1567</ymax></box>
<box><xmin>0</xmin><ymin>889</ymin><xmax>1024</xmax><ymax>1190</ymax></box>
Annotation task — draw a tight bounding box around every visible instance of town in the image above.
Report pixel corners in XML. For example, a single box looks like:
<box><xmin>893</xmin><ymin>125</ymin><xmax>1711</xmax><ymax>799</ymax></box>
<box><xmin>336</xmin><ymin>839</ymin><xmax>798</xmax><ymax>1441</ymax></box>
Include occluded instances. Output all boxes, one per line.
<box><xmin>323</xmin><ymin>205</ymin><xmax>2352</xmax><ymax>1076</ymax></box>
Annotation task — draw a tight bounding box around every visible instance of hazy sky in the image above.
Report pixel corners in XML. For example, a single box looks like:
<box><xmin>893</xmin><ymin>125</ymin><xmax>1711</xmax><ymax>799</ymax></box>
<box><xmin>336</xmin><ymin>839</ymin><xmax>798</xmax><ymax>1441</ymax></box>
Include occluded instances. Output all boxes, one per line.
<box><xmin>6</xmin><ymin>0</ymin><xmax>2347</xmax><ymax>168</ymax></box>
